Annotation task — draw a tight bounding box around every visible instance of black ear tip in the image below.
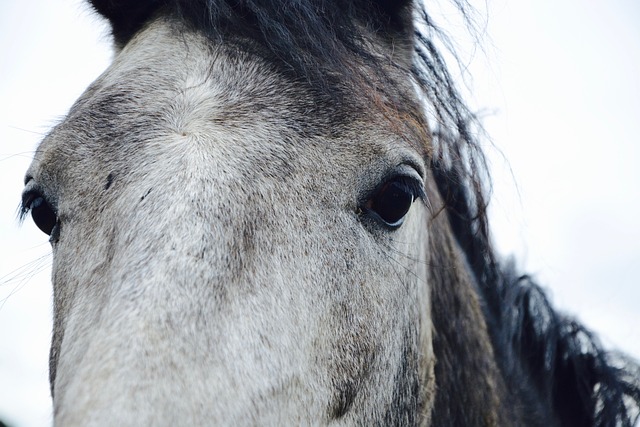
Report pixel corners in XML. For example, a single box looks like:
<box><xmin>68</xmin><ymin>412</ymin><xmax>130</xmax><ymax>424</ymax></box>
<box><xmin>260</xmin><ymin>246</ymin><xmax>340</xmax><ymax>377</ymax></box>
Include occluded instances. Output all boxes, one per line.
<box><xmin>375</xmin><ymin>0</ymin><xmax>413</xmax><ymax>15</ymax></box>
<box><xmin>88</xmin><ymin>0</ymin><xmax>163</xmax><ymax>46</ymax></box>
<box><xmin>369</xmin><ymin>0</ymin><xmax>414</xmax><ymax>32</ymax></box>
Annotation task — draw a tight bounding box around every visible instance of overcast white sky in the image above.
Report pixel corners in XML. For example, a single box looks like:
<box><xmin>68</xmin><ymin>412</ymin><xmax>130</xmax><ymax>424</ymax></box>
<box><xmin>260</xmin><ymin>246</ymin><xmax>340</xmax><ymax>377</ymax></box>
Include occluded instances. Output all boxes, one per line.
<box><xmin>1</xmin><ymin>0</ymin><xmax>639</xmax><ymax>425</ymax></box>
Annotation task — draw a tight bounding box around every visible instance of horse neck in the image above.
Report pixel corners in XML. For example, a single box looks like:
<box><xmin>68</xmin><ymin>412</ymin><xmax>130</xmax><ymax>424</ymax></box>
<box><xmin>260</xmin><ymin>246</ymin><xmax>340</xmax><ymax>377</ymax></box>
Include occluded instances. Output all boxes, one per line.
<box><xmin>426</xmin><ymin>194</ymin><xmax>572</xmax><ymax>426</ymax></box>
<box><xmin>426</xmin><ymin>215</ymin><xmax>496</xmax><ymax>425</ymax></box>
<box><xmin>426</xmin><ymin>200</ymin><xmax>526</xmax><ymax>426</ymax></box>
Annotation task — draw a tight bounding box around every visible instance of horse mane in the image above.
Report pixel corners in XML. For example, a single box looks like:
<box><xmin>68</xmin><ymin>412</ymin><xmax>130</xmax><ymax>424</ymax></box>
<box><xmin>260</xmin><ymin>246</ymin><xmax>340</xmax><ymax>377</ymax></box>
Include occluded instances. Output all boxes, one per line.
<box><xmin>90</xmin><ymin>0</ymin><xmax>640</xmax><ymax>424</ymax></box>
<box><xmin>434</xmin><ymin>150</ymin><xmax>640</xmax><ymax>425</ymax></box>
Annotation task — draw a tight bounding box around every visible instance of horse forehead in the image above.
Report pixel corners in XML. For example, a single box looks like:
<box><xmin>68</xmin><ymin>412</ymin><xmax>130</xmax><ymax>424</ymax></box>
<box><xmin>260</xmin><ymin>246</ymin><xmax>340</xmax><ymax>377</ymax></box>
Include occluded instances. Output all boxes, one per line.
<box><xmin>52</xmin><ymin>19</ymin><xmax>392</xmax><ymax>166</ymax></box>
<box><xmin>74</xmin><ymin>24</ymin><xmax>306</xmax><ymax>139</ymax></box>
<box><xmin>29</xmin><ymin>22</ymin><xmax>415</xmax><ymax>202</ymax></box>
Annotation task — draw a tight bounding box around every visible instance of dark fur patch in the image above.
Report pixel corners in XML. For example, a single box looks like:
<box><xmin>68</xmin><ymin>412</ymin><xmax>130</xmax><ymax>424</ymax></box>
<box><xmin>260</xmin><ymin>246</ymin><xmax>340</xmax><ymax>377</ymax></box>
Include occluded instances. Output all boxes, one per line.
<box><xmin>382</xmin><ymin>329</ymin><xmax>422</xmax><ymax>426</ymax></box>
<box><xmin>331</xmin><ymin>380</ymin><xmax>358</xmax><ymax>419</ymax></box>
<box><xmin>104</xmin><ymin>172</ymin><xmax>114</xmax><ymax>190</ymax></box>
<box><xmin>88</xmin><ymin>0</ymin><xmax>162</xmax><ymax>47</ymax></box>
<box><xmin>49</xmin><ymin>333</ymin><xmax>59</xmax><ymax>397</ymax></box>
<box><xmin>140</xmin><ymin>188</ymin><xmax>152</xmax><ymax>202</ymax></box>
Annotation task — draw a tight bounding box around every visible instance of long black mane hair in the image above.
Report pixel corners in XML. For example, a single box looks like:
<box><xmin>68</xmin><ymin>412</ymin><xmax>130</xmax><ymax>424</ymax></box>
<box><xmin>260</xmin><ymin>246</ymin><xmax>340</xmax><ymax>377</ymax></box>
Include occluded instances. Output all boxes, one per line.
<box><xmin>90</xmin><ymin>0</ymin><xmax>640</xmax><ymax>425</ymax></box>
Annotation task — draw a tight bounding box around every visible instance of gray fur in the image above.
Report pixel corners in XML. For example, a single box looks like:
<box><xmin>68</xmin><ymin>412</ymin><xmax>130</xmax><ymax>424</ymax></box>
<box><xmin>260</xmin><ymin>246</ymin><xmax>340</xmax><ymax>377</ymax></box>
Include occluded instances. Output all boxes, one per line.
<box><xmin>26</xmin><ymin>19</ymin><xmax>437</xmax><ymax>425</ymax></box>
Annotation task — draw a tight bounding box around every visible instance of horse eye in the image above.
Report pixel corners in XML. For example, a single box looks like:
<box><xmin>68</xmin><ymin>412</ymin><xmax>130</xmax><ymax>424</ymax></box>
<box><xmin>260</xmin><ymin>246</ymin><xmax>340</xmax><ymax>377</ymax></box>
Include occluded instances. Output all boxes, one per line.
<box><xmin>28</xmin><ymin>196</ymin><xmax>58</xmax><ymax>236</ymax></box>
<box><xmin>365</xmin><ymin>177</ymin><xmax>422</xmax><ymax>228</ymax></box>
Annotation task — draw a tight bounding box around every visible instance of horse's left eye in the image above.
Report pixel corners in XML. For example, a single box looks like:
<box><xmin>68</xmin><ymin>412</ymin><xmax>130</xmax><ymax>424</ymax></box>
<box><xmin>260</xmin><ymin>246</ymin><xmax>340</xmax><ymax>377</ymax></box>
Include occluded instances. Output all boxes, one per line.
<box><xmin>365</xmin><ymin>177</ymin><xmax>424</xmax><ymax>228</ymax></box>
<box><xmin>29</xmin><ymin>196</ymin><xmax>58</xmax><ymax>236</ymax></box>
<box><xmin>21</xmin><ymin>190</ymin><xmax>58</xmax><ymax>237</ymax></box>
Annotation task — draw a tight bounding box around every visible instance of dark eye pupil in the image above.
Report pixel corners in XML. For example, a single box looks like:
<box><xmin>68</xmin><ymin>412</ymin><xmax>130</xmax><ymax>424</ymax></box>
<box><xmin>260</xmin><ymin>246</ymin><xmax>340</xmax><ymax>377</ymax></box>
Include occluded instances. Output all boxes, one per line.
<box><xmin>30</xmin><ymin>197</ymin><xmax>57</xmax><ymax>236</ymax></box>
<box><xmin>369</xmin><ymin>181</ymin><xmax>414</xmax><ymax>227</ymax></box>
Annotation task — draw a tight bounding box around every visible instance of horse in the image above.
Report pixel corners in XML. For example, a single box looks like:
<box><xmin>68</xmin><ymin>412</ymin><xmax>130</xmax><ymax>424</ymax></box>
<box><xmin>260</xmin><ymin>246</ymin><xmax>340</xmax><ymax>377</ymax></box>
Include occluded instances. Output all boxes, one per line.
<box><xmin>19</xmin><ymin>0</ymin><xmax>640</xmax><ymax>425</ymax></box>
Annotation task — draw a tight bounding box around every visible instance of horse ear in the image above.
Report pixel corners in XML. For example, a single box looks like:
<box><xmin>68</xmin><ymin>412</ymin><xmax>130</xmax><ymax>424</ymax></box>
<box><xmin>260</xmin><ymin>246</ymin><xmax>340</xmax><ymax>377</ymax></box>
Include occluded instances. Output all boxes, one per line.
<box><xmin>88</xmin><ymin>0</ymin><xmax>163</xmax><ymax>47</ymax></box>
<box><xmin>370</xmin><ymin>0</ymin><xmax>414</xmax><ymax>31</ymax></box>
<box><xmin>366</xmin><ymin>0</ymin><xmax>415</xmax><ymax>66</ymax></box>
<box><xmin>373</xmin><ymin>0</ymin><xmax>412</xmax><ymax>17</ymax></box>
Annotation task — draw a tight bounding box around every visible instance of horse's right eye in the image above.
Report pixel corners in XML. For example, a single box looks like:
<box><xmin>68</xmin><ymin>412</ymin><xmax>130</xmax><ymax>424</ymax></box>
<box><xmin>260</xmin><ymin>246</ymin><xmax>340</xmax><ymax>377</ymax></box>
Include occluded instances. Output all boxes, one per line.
<box><xmin>25</xmin><ymin>195</ymin><xmax>58</xmax><ymax>236</ymax></box>
<box><xmin>363</xmin><ymin>176</ymin><xmax>425</xmax><ymax>229</ymax></box>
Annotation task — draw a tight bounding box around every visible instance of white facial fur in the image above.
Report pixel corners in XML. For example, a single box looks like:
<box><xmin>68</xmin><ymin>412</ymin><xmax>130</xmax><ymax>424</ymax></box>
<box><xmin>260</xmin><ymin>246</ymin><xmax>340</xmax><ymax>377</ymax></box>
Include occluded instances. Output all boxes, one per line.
<box><xmin>26</xmin><ymin>19</ymin><xmax>435</xmax><ymax>425</ymax></box>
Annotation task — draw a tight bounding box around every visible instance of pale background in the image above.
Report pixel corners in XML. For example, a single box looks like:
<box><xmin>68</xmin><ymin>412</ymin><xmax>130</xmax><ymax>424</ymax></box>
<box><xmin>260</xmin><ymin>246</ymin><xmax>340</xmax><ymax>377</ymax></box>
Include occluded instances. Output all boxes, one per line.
<box><xmin>1</xmin><ymin>0</ymin><xmax>638</xmax><ymax>425</ymax></box>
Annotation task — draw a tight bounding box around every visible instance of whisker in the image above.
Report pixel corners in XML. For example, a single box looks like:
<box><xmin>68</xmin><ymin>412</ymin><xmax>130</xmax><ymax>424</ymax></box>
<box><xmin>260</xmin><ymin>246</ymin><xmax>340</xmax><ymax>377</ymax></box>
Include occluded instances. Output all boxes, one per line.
<box><xmin>377</xmin><ymin>235</ymin><xmax>430</xmax><ymax>284</ymax></box>
<box><xmin>0</xmin><ymin>151</ymin><xmax>42</xmax><ymax>162</ymax></box>
<box><xmin>379</xmin><ymin>234</ymin><xmax>431</xmax><ymax>267</ymax></box>
<box><xmin>5</xmin><ymin>125</ymin><xmax>48</xmax><ymax>136</ymax></box>
<box><xmin>0</xmin><ymin>254</ymin><xmax>52</xmax><ymax>311</ymax></box>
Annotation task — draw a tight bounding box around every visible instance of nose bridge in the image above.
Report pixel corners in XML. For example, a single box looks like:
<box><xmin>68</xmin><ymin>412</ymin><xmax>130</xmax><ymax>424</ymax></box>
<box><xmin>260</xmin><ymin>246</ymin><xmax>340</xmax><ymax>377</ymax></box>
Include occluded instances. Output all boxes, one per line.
<box><xmin>108</xmin><ymin>169</ymin><xmax>242</xmax><ymax>293</ymax></box>
<box><xmin>55</xmin><ymin>155</ymin><xmax>241</xmax><ymax>342</ymax></box>
<box><xmin>52</xmin><ymin>172</ymin><xmax>332</xmax><ymax>425</ymax></box>
<box><xmin>53</xmin><ymin>193</ymin><xmax>246</xmax><ymax>422</ymax></box>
